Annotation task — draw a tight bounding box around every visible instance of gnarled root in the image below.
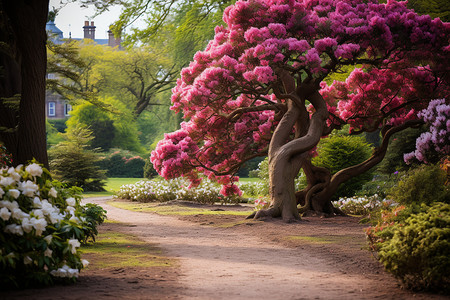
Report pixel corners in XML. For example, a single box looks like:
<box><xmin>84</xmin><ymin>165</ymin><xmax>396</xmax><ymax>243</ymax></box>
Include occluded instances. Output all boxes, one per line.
<box><xmin>247</xmin><ymin>206</ymin><xmax>300</xmax><ymax>223</ymax></box>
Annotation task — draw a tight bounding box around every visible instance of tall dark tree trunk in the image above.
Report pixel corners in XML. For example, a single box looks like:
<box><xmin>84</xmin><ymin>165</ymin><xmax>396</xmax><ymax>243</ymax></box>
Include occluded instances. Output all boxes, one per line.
<box><xmin>0</xmin><ymin>0</ymin><xmax>49</xmax><ymax>167</ymax></box>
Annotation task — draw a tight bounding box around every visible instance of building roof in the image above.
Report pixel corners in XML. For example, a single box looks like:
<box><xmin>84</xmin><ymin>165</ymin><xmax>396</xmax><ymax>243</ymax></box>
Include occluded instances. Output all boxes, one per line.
<box><xmin>46</xmin><ymin>21</ymin><xmax>64</xmax><ymax>42</ymax></box>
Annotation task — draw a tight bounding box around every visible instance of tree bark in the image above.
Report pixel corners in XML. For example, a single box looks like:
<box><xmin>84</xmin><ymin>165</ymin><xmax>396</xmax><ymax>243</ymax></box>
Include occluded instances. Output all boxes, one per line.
<box><xmin>253</xmin><ymin>73</ymin><xmax>329</xmax><ymax>221</ymax></box>
<box><xmin>301</xmin><ymin>120</ymin><xmax>424</xmax><ymax>216</ymax></box>
<box><xmin>0</xmin><ymin>0</ymin><xmax>49</xmax><ymax>167</ymax></box>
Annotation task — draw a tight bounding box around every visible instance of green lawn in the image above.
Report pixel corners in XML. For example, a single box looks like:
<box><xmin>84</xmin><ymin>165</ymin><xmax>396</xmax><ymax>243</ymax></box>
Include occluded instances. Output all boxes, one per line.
<box><xmin>237</xmin><ymin>177</ymin><xmax>261</xmax><ymax>183</ymax></box>
<box><xmin>83</xmin><ymin>177</ymin><xmax>146</xmax><ymax>198</ymax></box>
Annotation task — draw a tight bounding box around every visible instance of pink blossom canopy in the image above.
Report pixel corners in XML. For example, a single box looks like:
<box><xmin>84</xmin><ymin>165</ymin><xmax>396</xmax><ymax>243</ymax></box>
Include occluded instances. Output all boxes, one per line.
<box><xmin>151</xmin><ymin>0</ymin><xmax>449</xmax><ymax>194</ymax></box>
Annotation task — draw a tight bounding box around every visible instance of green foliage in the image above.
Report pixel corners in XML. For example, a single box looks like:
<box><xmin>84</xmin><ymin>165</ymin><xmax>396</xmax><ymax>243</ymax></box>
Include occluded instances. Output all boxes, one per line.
<box><xmin>372</xmin><ymin>203</ymin><xmax>450</xmax><ymax>292</ymax></box>
<box><xmin>46</xmin><ymin>120</ymin><xmax>65</xmax><ymax>148</ymax></box>
<box><xmin>78</xmin><ymin>203</ymin><xmax>107</xmax><ymax>244</ymax></box>
<box><xmin>143</xmin><ymin>157</ymin><xmax>158</xmax><ymax>179</ymax></box>
<box><xmin>236</xmin><ymin>157</ymin><xmax>265</xmax><ymax>177</ymax></box>
<box><xmin>313</xmin><ymin>135</ymin><xmax>373</xmax><ymax>199</ymax></box>
<box><xmin>407</xmin><ymin>0</ymin><xmax>450</xmax><ymax>22</ymax></box>
<box><xmin>98</xmin><ymin>149</ymin><xmax>146</xmax><ymax>178</ymax></box>
<box><xmin>66</xmin><ymin>102</ymin><xmax>116</xmax><ymax>151</ymax></box>
<box><xmin>377</xmin><ymin>127</ymin><xmax>424</xmax><ymax>174</ymax></box>
<box><xmin>0</xmin><ymin>162</ymin><xmax>102</xmax><ymax>289</ymax></box>
<box><xmin>238</xmin><ymin>180</ymin><xmax>269</xmax><ymax>197</ymax></box>
<box><xmin>257</xmin><ymin>157</ymin><xmax>269</xmax><ymax>181</ymax></box>
<box><xmin>355</xmin><ymin>173</ymin><xmax>401</xmax><ymax>198</ymax></box>
<box><xmin>388</xmin><ymin>164</ymin><xmax>449</xmax><ymax>206</ymax></box>
<box><xmin>48</xmin><ymin>124</ymin><xmax>106</xmax><ymax>191</ymax></box>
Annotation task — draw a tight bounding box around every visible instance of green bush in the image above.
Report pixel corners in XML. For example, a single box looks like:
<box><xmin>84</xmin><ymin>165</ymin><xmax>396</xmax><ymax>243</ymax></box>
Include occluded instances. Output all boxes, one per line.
<box><xmin>49</xmin><ymin>125</ymin><xmax>106</xmax><ymax>192</ymax></box>
<box><xmin>312</xmin><ymin>135</ymin><xmax>373</xmax><ymax>200</ymax></box>
<box><xmin>356</xmin><ymin>173</ymin><xmax>401</xmax><ymax>198</ymax></box>
<box><xmin>98</xmin><ymin>149</ymin><xmax>146</xmax><ymax>178</ymax></box>
<box><xmin>388</xmin><ymin>164</ymin><xmax>449</xmax><ymax>205</ymax></box>
<box><xmin>143</xmin><ymin>157</ymin><xmax>158</xmax><ymax>178</ymax></box>
<box><xmin>375</xmin><ymin>203</ymin><xmax>450</xmax><ymax>292</ymax></box>
<box><xmin>0</xmin><ymin>162</ymin><xmax>105</xmax><ymax>289</ymax></box>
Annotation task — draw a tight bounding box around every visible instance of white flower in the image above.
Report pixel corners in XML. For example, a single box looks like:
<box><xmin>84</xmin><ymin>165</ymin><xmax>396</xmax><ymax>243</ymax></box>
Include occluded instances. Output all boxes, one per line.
<box><xmin>0</xmin><ymin>187</ymin><xmax>4</xmax><ymax>197</ymax></box>
<box><xmin>4</xmin><ymin>224</ymin><xmax>24</xmax><ymax>235</ymax></box>
<box><xmin>44</xmin><ymin>234</ymin><xmax>53</xmax><ymax>244</ymax></box>
<box><xmin>48</xmin><ymin>187</ymin><xmax>57</xmax><ymax>198</ymax></box>
<box><xmin>12</xmin><ymin>207</ymin><xmax>29</xmax><ymax>220</ymax></box>
<box><xmin>81</xmin><ymin>259</ymin><xmax>89</xmax><ymax>268</ymax></box>
<box><xmin>69</xmin><ymin>215</ymin><xmax>80</xmax><ymax>223</ymax></box>
<box><xmin>48</xmin><ymin>212</ymin><xmax>63</xmax><ymax>224</ymax></box>
<box><xmin>18</xmin><ymin>180</ymin><xmax>39</xmax><ymax>197</ymax></box>
<box><xmin>8</xmin><ymin>189</ymin><xmax>20</xmax><ymax>199</ymax></box>
<box><xmin>50</xmin><ymin>265</ymin><xmax>79</xmax><ymax>278</ymax></box>
<box><xmin>25</xmin><ymin>163</ymin><xmax>43</xmax><ymax>177</ymax></box>
<box><xmin>32</xmin><ymin>209</ymin><xmax>44</xmax><ymax>219</ymax></box>
<box><xmin>21</xmin><ymin>217</ymin><xmax>33</xmax><ymax>233</ymax></box>
<box><xmin>31</xmin><ymin>218</ymin><xmax>47</xmax><ymax>236</ymax></box>
<box><xmin>23</xmin><ymin>256</ymin><xmax>33</xmax><ymax>265</ymax></box>
<box><xmin>41</xmin><ymin>200</ymin><xmax>56</xmax><ymax>215</ymax></box>
<box><xmin>0</xmin><ymin>207</ymin><xmax>11</xmax><ymax>221</ymax></box>
<box><xmin>68</xmin><ymin>239</ymin><xmax>81</xmax><ymax>254</ymax></box>
<box><xmin>0</xmin><ymin>200</ymin><xmax>18</xmax><ymax>211</ymax></box>
<box><xmin>0</xmin><ymin>176</ymin><xmax>15</xmax><ymax>187</ymax></box>
<box><xmin>33</xmin><ymin>197</ymin><xmax>42</xmax><ymax>208</ymax></box>
<box><xmin>44</xmin><ymin>247</ymin><xmax>53</xmax><ymax>257</ymax></box>
<box><xmin>66</xmin><ymin>197</ymin><xmax>76</xmax><ymax>207</ymax></box>
<box><xmin>15</xmin><ymin>164</ymin><xmax>23</xmax><ymax>172</ymax></box>
<box><xmin>7</xmin><ymin>168</ymin><xmax>21</xmax><ymax>182</ymax></box>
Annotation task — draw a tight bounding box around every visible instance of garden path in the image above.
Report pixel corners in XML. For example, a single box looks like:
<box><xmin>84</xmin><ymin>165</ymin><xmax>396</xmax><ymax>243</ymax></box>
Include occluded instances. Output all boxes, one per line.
<box><xmin>82</xmin><ymin>197</ymin><xmax>445</xmax><ymax>300</ymax></box>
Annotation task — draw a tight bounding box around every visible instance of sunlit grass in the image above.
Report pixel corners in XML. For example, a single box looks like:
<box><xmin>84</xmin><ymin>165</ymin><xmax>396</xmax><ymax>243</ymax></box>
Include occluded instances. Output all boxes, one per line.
<box><xmin>286</xmin><ymin>235</ymin><xmax>357</xmax><ymax>244</ymax></box>
<box><xmin>80</xmin><ymin>230</ymin><xmax>173</xmax><ymax>269</ymax></box>
<box><xmin>107</xmin><ymin>200</ymin><xmax>251</xmax><ymax>216</ymax></box>
<box><xmin>83</xmin><ymin>178</ymin><xmax>146</xmax><ymax>198</ymax></box>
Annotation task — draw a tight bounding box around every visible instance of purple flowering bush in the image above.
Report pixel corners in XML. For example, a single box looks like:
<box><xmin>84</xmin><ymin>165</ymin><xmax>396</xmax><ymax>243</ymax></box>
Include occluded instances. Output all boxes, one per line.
<box><xmin>404</xmin><ymin>99</ymin><xmax>449</xmax><ymax>164</ymax></box>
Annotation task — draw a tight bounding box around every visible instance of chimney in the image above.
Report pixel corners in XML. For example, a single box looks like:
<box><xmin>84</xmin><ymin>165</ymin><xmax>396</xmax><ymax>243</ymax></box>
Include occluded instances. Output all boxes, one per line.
<box><xmin>108</xmin><ymin>26</ymin><xmax>122</xmax><ymax>49</ymax></box>
<box><xmin>83</xmin><ymin>20</ymin><xmax>96</xmax><ymax>40</ymax></box>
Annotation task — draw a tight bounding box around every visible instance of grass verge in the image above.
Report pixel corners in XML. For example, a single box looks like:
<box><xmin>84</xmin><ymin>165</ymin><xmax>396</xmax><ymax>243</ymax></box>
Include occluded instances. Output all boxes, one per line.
<box><xmin>80</xmin><ymin>221</ymin><xmax>174</xmax><ymax>269</ymax></box>
<box><xmin>107</xmin><ymin>200</ymin><xmax>252</xmax><ymax>216</ymax></box>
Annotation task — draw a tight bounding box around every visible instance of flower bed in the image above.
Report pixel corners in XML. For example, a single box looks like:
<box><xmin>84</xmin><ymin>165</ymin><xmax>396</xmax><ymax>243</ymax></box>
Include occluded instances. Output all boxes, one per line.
<box><xmin>0</xmin><ymin>162</ymin><xmax>105</xmax><ymax>288</ymax></box>
<box><xmin>115</xmin><ymin>177</ymin><xmax>242</xmax><ymax>204</ymax></box>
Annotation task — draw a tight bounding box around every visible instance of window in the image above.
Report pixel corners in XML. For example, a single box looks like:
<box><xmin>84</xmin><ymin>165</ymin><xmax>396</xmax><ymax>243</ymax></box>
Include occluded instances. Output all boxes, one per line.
<box><xmin>64</xmin><ymin>103</ymin><xmax>72</xmax><ymax>116</ymax></box>
<box><xmin>48</xmin><ymin>102</ymin><xmax>56</xmax><ymax>117</ymax></box>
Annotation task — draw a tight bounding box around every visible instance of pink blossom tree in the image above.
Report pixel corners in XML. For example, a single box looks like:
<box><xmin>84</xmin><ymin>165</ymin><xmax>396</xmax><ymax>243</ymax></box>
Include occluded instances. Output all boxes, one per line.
<box><xmin>151</xmin><ymin>0</ymin><xmax>449</xmax><ymax>221</ymax></box>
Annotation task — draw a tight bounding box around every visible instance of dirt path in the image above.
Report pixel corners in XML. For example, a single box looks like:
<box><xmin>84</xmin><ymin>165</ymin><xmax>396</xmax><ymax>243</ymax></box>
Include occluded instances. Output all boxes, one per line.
<box><xmin>2</xmin><ymin>197</ymin><xmax>447</xmax><ymax>300</ymax></box>
<box><xmin>81</xmin><ymin>198</ymin><xmax>446</xmax><ymax>300</ymax></box>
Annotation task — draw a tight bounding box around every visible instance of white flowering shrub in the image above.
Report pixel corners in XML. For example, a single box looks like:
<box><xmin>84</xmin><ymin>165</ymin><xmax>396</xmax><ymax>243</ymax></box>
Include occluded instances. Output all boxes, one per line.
<box><xmin>115</xmin><ymin>177</ymin><xmax>242</xmax><ymax>204</ymax></box>
<box><xmin>0</xmin><ymin>162</ymin><xmax>104</xmax><ymax>289</ymax></box>
<box><xmin>332</xmin><ymin>194</ymin><xmax>397</xmax><ymax>216</ymax></box>
<box><xmin>238</xmin><ymin>181</ymin><xmax>269</xmax><ymax>197</ymax></box>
